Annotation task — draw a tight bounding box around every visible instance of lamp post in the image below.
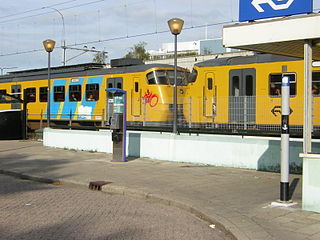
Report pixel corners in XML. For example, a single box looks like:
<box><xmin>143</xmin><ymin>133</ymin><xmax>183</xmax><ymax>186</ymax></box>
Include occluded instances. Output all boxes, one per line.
<box><xmin>168</xmin><ymin>18</ymin><xmax>184</xmax><ymax>134</ymax></box>
<box><xmin>43</xmin><ymin>39</ymin><xmax>56</xmax><ymax>127</ymax></box>
<box><xmin>44</xmin><ymin>7</ymin><xmax>66</xmax><ymax>66</ymax></box>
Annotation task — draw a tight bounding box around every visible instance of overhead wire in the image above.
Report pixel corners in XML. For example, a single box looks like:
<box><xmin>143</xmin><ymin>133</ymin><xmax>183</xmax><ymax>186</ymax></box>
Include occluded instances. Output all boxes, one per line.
<box><xmin>0</xmin><ymin>0</ymin><xmax>105</xmax><ymax>24</ymax></box>
<box><xmin>0</xmin><ymin>0</ymin><xmax>77</xmax><ymax>21</ymax></box>
<box><xmin>4</xmin><ymin>0</ymin><xmax>316</xmax><ymax>59</ymax></box>
<box><xmin>0</xmin><ymin>19</ymin><xmax>234</xmax><ymax>57</ymax></box>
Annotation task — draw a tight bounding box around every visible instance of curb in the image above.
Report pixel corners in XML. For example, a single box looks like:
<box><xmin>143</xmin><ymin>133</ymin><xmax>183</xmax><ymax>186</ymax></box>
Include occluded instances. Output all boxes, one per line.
<box><xmin>0</xmin><ymin>169</ymin><xmax>239</xmax><ymax>240</ymax></box>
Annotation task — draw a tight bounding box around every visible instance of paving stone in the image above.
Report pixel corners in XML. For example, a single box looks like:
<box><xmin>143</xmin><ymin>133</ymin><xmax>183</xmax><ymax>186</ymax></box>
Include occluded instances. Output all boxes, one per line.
<box><xmin>1</xmin><ymin>140</ymin><xmax>320</xmax><ymax>240</ymax></box>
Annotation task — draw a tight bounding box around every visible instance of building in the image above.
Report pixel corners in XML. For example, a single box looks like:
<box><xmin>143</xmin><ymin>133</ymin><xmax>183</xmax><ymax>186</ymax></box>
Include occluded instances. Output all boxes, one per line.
<box><xmin>146</xmin><ymin>38</ymin><xmax>247</xmax><ymax>70</ymax></box>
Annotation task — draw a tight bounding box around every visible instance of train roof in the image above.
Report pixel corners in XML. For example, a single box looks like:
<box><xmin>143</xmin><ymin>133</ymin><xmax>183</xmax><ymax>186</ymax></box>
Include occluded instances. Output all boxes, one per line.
<box><xmin>0</xmin><ymin>62</ymin><xmax>182</xmax><ymax>83</ymax></box>
<box><xmin>194</xmin><ymin>53</ymin><xmax>302</xmax><ymax>68</ymax></box>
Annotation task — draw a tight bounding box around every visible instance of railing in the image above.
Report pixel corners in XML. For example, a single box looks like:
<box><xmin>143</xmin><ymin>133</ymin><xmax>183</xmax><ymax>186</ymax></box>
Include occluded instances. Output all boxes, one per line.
<box><xmin>24</xmin><ymin>96</ymin><xmax>320</xmax><ymax>136</ymax></box>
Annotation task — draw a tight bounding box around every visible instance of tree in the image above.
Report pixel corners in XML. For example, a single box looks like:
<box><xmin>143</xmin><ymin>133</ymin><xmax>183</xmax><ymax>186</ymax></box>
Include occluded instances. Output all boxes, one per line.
<box><xmin>92</xmin><ymin>51</ymin><xmax>107</xmax><ymax>64</ymax></box>
<box><xmin>125</xmin><ymin>42</ymin><xmax>150</xmax><ymax>60</ymax></box>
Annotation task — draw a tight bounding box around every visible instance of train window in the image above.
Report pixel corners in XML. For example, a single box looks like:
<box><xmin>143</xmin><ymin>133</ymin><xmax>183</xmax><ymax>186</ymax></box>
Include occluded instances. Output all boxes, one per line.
<box><xmin>135</xmin><ymin>82</ymin><xmax>139</xmax><ymax>92</ymax></box>
<box><xmin>54</xmin><ymin>86</ymin><xmax>65</xmax><ymax>102</ymax></box>
<box><xmin>312</xmin><ymin>71</ymin><xmax>320</xmax><ymax>96</ymax></box>
<box><xmin>69</xmin><ymin>85</ymin><xmax>81</xmax><ymax>102</ymax></box>
<box><xmin>0</xmin><ymin>89</ymin><xmax>6</xmax><ymax>103</ymax></box>
<box><xmin>107</xmin><ymin>77</ymin><xmax>123</xmax><ymax>89</ymax></box>
<box><xmin>86</xmin><ymin>84</ymin><xmax>99</xmax><ymax>101</ymax></box>
<box><xmin>25</xmin><ymin>88</ymin><xmax>36</xmax><ymax>102</ymax></box>
<box><xmin>147</xmin><ymin>71</ymin><xmax>163</xmax><ymax>85</ymax></box>
<box><xmin>147</xmin><ymin>70</ymin><xmax>188</xmax><ymax>86</ymax></box>
<box><xmin>11</xmin><ymin>87</ymin><xmax>21</xmax><ymax>99</ymax></box>
<box><xmin>208</xmin><ymin>78</ymin><xmax>213</xmax><ymax>90</ymax></box>
<box><xmin>39</xmin><ymin>87</ymin><xmax>48</xmax><ymax>102</ymax></box>
<box><xmin>245</xmin><ymin>75</ymin><xmax>253</xmax><ymax>96</ymax></box>
<box><xmin>269</xmin><ymin>73</ymin><xmax>296</xmax><ymax>97</ymax></box>
<box><xmin>231</xmin><ymin>76</ymin><xmax>240</xmax><ymax>97</ymax></box>
<box><xmin>188</xmin><ymin>69</ymin><xmax>198</xmax><ymax>83</ymax></box>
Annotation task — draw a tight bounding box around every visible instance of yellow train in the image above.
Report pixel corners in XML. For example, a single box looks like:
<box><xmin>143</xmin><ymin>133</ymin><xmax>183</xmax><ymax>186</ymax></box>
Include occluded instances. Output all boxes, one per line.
<box><xmin>183</xmin><ymin>53</ymin><xmax>320</xmax><ymax>135</ymax></box>
<box><xmin>2</xmin><ymin>54</ymin><xmax>320</xmax><ymax>136</ymax></box>
<box><xmin>0</xmin><ymin>59</ymin><xmax>189</xmax><ymax>129</ymax></box>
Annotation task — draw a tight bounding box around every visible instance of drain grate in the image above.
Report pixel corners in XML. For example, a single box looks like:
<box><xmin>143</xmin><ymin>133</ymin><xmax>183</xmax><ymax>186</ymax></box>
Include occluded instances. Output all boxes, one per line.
<box><xmin>89</xmin><ymin>181</ymin><xmax>112</xmax><ymax>191</ymax></box>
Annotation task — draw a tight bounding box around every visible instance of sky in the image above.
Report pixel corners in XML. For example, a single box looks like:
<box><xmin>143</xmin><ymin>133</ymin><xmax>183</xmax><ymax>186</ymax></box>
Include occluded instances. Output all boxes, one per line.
<box><xmin>0</xmin><ymin>0</ymin><xmax>319</xmax><ymax>73</ymax></box>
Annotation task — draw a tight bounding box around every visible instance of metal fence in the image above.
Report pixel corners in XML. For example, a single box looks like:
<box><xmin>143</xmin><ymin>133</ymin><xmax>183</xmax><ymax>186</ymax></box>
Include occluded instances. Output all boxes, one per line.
<box><xmin>25</xmin><ymin>96</ymin><xmax>320</xmax><ymax>136</ymax></box>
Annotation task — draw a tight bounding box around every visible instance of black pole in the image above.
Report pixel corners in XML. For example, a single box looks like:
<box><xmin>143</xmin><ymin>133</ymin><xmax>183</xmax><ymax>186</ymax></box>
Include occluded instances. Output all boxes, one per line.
<box><xmin>173</xmin><ymin>34</ymin><xmax>178</xmax><ymax>134</ymax></box>
<box><xmin>47</xmin><ymin>52</ymin><xmax>51</xmax><ymax>127</ymax></box>
<box><xmin>22</xmin><ymin>90</ymin><xmax>28</xmax><ymax>140</ymax></box>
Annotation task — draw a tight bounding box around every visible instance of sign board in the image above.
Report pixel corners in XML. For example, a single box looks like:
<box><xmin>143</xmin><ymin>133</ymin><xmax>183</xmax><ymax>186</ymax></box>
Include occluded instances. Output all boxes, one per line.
<box><xmin>239</xmin><ymin>0</ymin><xmax>313</xmax><ymax>22</ymax></box>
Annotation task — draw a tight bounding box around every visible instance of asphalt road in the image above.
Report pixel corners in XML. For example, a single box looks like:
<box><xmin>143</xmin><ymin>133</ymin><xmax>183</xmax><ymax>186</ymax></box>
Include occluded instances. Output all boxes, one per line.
<box><xmin>0</xmin><ymin>174</ymin><xmax>231</xmax><ymax>240</ymax></box>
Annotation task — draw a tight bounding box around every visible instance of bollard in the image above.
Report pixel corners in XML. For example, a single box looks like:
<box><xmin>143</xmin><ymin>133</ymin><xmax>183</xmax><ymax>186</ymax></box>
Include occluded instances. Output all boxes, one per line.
<box><xmin>280</xmin><ymin>76</ymin><xmax>290</xmax><ymax>202</ymax></box>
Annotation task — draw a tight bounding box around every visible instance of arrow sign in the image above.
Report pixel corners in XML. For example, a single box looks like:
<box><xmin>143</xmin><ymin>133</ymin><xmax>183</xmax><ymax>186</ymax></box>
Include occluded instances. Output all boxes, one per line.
<box><xmin>252</xmin><ymin>0</ymin><xmax>295</xmax><ymax>13</ymax></box>
<box><xmin>271</xmin><ymin>105</ymin><xmax>293</xmax><ymax>116</ymax></box>
<box><xmin>239</xmin><ymin>0</ymin><xmax>313</xmax><ymax>22</ymax></box>
<box><xmin>282</xmin><ymin>124</ymin><xmax>288</xmax><ymax>131</ymax></box>
<box><xmin>271</xmin><ymin>105</ymin><xmax>282</xmax><ymax>116</ymax></box>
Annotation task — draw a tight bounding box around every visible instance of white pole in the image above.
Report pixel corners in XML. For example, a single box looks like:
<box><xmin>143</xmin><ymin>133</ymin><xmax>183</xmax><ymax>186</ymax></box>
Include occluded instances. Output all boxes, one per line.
<box><xmin>303</xmin><ymin>40</ymin><xmax>312</xmax><ymax>153</ymax></box>
<box><xmin>280</xmin><ymin>75</ymin><xmax>290</xmax><ymax>202</ymax></box>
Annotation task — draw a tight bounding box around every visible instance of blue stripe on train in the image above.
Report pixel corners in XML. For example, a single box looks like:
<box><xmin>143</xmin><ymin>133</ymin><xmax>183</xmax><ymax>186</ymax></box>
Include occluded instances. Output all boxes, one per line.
<box><xmin>61</xmin><ymin>78</ymin><xmax>84</xmax><ymax>119</ymax></box>
<box><xmin>50</xmin><ymin>76</ymin><xmax>104</xmax><ymax>120</ymax></box>
<box><xmin>77</xmin><ymin>76</ymin><xmax>104</xmax><ymax>120</ymax></box>
<box><xmin>51</xmin><ymin>79</ymin><xmax>67</xmax><ymax>119</ymax></box>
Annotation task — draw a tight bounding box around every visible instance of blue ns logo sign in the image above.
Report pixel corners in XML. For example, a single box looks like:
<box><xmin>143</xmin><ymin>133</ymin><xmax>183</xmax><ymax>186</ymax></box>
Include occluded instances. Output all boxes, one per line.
<box><xmin>252</xmin><ymin>0</ymin><xmax>294</xmax><ymax>13</ymax></box>
<box><xmin>239</xmin><ymin>0</ymin><xmax>313</xmax><ymax>22</ymax></box>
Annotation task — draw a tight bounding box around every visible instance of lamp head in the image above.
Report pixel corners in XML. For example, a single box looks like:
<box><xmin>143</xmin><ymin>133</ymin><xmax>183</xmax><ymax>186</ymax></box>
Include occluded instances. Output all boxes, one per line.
<box><xmin>168</xmin><ymin>18</ymin><xmax>184</xmax><ymax>35</ymax></box>
<box><xmin>43</xmin><ymin>39</ymin><xmax>56</xmax><ymax>53</ymax></box>
<box><xmin>313</xmin><ymin>39</ymin><xmax>320</xmax><ymax>47</ymax></box>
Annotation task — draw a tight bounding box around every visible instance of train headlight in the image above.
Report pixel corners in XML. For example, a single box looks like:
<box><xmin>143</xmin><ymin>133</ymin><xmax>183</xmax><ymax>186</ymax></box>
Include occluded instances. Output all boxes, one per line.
<box><xmin>179</xmin><ymin>89</ymin><xmax>184</xmax><ymax>94</ymax></box>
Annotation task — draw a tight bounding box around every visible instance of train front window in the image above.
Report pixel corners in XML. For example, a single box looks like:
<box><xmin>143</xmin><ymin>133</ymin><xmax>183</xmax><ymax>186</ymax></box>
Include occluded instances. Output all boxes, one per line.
<box><xmin>147</xmin><ymin>70</ymin><xmax>188</xmax><ymax>86</ymax></box>
<box><xmin>188</xmin><ymin>69</ymin><xmax>198</xmax><ymax>83</ymax></box>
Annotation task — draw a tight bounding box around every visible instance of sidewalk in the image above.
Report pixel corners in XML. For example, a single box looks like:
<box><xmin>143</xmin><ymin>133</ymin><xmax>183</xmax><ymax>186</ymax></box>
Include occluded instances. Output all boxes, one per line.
<box><xmin>1</xmin><ymin>140</ymin><xmax>320</xmax><ymax>240</ymax></box>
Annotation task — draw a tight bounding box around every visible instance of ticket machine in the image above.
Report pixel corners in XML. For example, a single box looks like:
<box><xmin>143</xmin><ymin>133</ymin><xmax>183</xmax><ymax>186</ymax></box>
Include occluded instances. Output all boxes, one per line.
<box><xmin>106</xmin><ymin>88</ymin><xmax>127</xmax><ymax>162</ymax></box>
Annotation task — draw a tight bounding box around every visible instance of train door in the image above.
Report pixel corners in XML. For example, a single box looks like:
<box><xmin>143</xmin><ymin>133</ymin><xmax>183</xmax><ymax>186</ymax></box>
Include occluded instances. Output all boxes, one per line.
<box><xmin>132</xmin><ymin>77</ymin><xmax>141</xmax><ymax>116</ymax></box>
<box><xmin>229</xmin><ymin>68</ymin><xmax>256</xmax><ymax>125</ymax></box>
<box><xmin>11</xmin><ymin>84</ymin><xmax>21</xmax><ymax>109</ymax></box>
<box><xmin>203</xmin><ymin>72</ymin><xmax>215</xmax><ymax>117</ymax></box>
<box><xmin>107</xmin><ymin>77</ymin><xmax>123</xmax><ymax>90</ymax></box>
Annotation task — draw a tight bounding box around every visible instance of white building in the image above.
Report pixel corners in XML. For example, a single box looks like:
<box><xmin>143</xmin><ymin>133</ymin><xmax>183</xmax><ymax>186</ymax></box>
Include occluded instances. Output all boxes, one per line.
<box><xmin>148</xmin><ymin>39</ymin><xmax>235</xmax><ymax>60</ymax></box>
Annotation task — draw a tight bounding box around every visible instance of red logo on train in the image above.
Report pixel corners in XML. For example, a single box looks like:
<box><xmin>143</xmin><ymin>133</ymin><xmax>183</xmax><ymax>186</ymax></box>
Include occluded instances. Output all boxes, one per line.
<box><xmin>143</xmin><ymin>90</ymin><xmax>158</xmax><ymax>107</ymax></box>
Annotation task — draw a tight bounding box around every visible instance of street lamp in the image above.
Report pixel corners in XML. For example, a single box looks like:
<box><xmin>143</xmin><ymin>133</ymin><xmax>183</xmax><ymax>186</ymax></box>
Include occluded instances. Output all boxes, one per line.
<box><xmin>43</xmin><ymin>7</ymin><xmax>66</xmax><ymax>66</ymax></box>
<box><xmin>43</xmin><ymin>39</ymin><xmax>56</xmax><ymax>127</ymax></box>
<box><xmin>168</xmin><ymin>18</ymin><xmax>184</xmax><ymax>134</ymax></box>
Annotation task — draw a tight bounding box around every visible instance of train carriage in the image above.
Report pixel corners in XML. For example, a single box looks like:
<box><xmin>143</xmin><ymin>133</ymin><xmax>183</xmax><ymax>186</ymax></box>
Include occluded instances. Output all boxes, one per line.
<box><xmin>184</xmin><ymin>53</ymin><xmax>320</xmax><ymax>136</ymax></box>
<box><xmin>0</xmin><ymin>60</ymin><xmax>189</xmax><ymax>129</ymax></box>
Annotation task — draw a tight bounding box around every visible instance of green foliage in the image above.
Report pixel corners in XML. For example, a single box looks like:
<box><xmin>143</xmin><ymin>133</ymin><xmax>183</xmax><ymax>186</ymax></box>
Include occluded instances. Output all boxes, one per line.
<box><xmin>125</xmin><ymin>42</ymin><xmax>150</xmax><ymax>60</ymax></box>
<box><xmin>92</xmin><ymin>51</ymin><xmax>107</xmax><ymax>64</ymax></box>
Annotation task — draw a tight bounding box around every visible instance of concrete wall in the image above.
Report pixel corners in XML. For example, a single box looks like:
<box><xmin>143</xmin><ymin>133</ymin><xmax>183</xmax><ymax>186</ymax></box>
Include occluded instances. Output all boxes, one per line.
<box><xmin>301</xmin><ymin>154</ymin><xmax>320</xmax><ymax>213</ymax></box>
<box><xmin>43</xmin><ymin>128</ymin><xmax>320</xmax><ymax>172</ymax></box>
<box><xmin>44</xmin><ymin>128</ymin><xmax>112</xmax><ymax>153</ymax></box>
